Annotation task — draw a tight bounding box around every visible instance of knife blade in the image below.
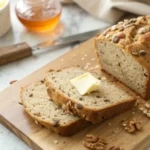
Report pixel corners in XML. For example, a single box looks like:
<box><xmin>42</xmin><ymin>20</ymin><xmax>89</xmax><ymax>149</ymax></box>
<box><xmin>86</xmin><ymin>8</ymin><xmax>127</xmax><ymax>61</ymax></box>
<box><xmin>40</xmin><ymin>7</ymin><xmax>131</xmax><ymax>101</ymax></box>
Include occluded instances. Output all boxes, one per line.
<box><xmin>32</xmin><ymin>28</ymin><xmax>107</xmax><ymax>51</ymax></box>
<box><xmin>131</xmin><ymin>135</ymin><xmax>150</xmax><ymax>150</ymax></box>
<box><xmin>0</xmin><ymin>27</ymin><xmax>107</xmax><ymax>65</ymax></box>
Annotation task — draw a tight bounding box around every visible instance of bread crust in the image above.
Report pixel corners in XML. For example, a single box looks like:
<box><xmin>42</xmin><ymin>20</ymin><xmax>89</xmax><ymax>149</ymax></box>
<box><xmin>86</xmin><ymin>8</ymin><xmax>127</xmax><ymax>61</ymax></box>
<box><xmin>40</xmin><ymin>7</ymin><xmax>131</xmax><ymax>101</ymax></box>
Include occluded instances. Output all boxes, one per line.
<box><xmin>20</xmin><ymin>84</ymin><xmax>89</xmax><ymax>136</ymax></box>
<box><xmin>45</xmin><ymin>69</ymin><xmax>136</xmax><ymax>123</ymax></box>
<box><xmin>95</xmin><ymin>16</ymin><xmax>150</xmax><ymax>99</ymax></box>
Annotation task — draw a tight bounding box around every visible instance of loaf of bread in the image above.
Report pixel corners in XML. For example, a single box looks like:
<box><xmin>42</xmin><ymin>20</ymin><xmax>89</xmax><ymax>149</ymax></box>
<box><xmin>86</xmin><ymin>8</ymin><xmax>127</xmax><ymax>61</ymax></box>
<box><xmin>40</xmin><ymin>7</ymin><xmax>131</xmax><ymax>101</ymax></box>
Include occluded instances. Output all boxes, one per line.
<box><xmin>45</xmin><ymin>67</ymin><xmax>135</xmax><ymax>123</ymax></box>
<box><xmin>95</xmin><ymin>16</ymin><xmax>150</xmax><ymax>99</ymax></box>
<box><xmin>21</xmin><ymin>81</ymin><xmax>89</xmax><ymax>136</ymax></box>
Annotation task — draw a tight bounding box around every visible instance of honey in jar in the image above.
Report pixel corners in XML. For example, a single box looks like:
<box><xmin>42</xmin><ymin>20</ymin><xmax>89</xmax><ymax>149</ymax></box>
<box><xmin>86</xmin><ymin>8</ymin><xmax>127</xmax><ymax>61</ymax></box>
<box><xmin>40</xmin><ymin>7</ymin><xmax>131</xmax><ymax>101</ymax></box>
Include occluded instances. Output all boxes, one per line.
<box><xmin>15</xmin><ymin>0</ymin><xmax>62</xmax><ymax>32</ymax></box>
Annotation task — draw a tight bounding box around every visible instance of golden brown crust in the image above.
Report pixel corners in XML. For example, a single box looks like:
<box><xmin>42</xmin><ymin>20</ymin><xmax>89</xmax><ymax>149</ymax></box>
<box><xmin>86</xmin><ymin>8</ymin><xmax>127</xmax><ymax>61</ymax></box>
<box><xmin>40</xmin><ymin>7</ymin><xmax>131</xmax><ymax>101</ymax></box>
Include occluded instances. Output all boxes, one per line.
<box><xmin>95</xmin><ymin>16</ymin><xmax>150</xmax><ymax>99</ymax></box>
<box><xmin>45</xmin><ymin>68</ymin><xmax>136</xmax><ymax>124</ymax></box>
<box><xmin>20</xmin><ymin>84</ymin><xmax>89</xmax><ymax>136</ymax></box>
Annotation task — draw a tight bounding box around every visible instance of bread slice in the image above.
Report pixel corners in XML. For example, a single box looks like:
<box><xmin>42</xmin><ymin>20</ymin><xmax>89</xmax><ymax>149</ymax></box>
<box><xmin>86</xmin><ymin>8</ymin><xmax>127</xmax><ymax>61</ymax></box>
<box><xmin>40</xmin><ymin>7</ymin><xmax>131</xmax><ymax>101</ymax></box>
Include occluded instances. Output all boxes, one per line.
<box><xmin>21</xmin><ymin>81</ymin><xmax>89</xmax><ymax>136</ymax></box>
<box><xmin>95</xmin><ymin>16</ymin><xmax>150</xmax><ymax>99</ymax></box>
<box><xmin>45</xmin><ymin>67</ymin><xmax>136</xmax><ymax>123</ymax></box>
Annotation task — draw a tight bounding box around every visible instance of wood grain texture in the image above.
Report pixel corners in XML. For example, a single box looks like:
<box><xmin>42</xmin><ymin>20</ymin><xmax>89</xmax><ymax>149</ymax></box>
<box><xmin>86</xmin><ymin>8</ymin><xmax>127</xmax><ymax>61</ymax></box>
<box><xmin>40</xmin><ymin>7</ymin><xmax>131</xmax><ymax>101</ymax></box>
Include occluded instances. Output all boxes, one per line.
<box><xmin>0</xmin><ymin>39</ymin><xmax>150</xmax><ymax>150</ymax></box>
<box><xmin>0</xmin><ymin>42</ymin><xmax>32</xmax><ymax>65</ymax></box>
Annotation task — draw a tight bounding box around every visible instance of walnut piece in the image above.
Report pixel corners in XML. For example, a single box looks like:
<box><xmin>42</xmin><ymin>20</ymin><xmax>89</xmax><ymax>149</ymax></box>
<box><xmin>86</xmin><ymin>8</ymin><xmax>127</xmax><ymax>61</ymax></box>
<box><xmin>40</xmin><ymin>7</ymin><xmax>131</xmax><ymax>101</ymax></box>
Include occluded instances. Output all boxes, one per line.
<box><xmin>122</xmin><ymin>118</ymin><xmax>142</xmax><ymax>133</ymax></box>
<box><xmin>84</xmin><ymin>142</ymin><xmax>96</xmax><ymax>149</ymax></box>
<box><xmin>112</xmin><ymin>35</ymin><xmax>120</xmax><ymax>43</ymax></box>
<box><xmin>139</xmin><ymin>102</ymin><xmax>150</xmax><ymax>118</ymax></box>
<box><xmin>139</xmin><ymin>50</ymin><xmax>147</xmax><ymax>56</ymax></box>
<box><xmin>86</xmin><ymin>134</ymin><xmax>99</xmax><ymax>143</ymax></box>
<box><xmin>131</xmin><ymin>50</ymin><xmax>139</xmax><ymax>56</ymax></box>
<box><xmin>83</xmin><ymin>134</ymin><xmax>107</xmax><ymax>150</ymax></box>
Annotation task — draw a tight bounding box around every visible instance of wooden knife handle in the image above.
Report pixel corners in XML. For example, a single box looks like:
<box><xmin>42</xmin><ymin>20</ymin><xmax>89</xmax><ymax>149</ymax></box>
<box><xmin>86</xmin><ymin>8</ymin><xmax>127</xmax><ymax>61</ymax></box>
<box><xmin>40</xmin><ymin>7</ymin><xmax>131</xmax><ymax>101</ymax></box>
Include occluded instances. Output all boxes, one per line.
<box><xmin>0</xmin><ymin>42</ymin><xmax>32</xmax><ymax>65</ymax></box>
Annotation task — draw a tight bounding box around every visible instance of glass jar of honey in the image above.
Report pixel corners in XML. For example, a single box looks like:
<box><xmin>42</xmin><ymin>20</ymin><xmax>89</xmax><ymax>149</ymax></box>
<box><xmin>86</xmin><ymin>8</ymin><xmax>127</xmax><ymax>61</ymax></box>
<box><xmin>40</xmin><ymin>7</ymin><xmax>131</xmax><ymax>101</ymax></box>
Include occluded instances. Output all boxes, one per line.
<box><xmin>15</xmin><ymin>0</ymin><xmax>62</xmax><ymax>32</ymax></box>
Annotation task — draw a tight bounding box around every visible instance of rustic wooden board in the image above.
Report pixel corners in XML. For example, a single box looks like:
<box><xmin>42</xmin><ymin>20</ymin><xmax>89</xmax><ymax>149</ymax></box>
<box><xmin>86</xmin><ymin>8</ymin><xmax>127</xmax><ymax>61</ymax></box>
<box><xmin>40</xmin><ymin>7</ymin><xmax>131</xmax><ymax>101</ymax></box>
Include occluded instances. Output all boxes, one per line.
<box><xmin>0</xmin><ymin>39</ymin><xmax>150</xmax><ymax>150</ymax></box>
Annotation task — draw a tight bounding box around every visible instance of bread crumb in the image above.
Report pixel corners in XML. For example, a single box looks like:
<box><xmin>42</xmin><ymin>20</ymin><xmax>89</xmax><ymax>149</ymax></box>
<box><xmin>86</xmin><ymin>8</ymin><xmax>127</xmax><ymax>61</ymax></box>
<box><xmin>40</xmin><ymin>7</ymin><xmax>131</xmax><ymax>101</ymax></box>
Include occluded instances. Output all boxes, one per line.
<box><xmin>122</xmin><ymin>123</ymin><xmax>127</xmax><ymax>127</ymax></box>
<box><xmin>73</xmin><ymin>54</ymin><xmax>76</xmax><ymax>57</ymax></box>
<box><xmin>84</xmin><ymin>63</ymin><xmax>91</xmax><ymax>70</ymax></box>
<box><xmin>132</xmin><ymin>111</ymin><xmax>135</xmax><ymax>115</ymax></box>
<box><xmin>84</xmin><ymin>54</ymin><xmax>87</xmax><ymax>57</ymax></box>
<box><xmin>82</xmin><ymin>57</ymin><xmax>85</xmax><ymax>60</ymax></box>
<box><xmin>88</xmin><ymin>67</ymin><xmax>94</xmax><ymax>70</ymax></box>
<box><xmin>95</xmin><ymin>65</ymin><xmax>100</xmax><ymax>69</ymax></box>
<box><xmin>101</xmin><ymin>77</ymin><xmax>106</xmax><ymax>80</ymax></box>
<box><xmin>91</xmin><ymin>58</ymin><xmax>96</xmax><ymax>61</ymax></box>
<box><xmin>84</xmin><ymin>66</ymin><xmax>88</xmax><ymax>70</ymax></box>
<box><xmin>112</xmin><ymin>130</ymin><xmax>119</xmax><ymax>134</ymax></box>
<box><xmin>54</xmin><ymin>140</ymin><xmax>59</xmax><ymax>144</ymax></box>
<box><xmin>60</xmin><ymin>59</ymin><xmax>64</xmax><ymax>62</ymax></box>
<box><xmin>18</xmin><ymin>102</ymin><xmax>23</xmax><ymax>105</ymax></box>
<box><xmin>108</xmin><ymin>122</ymin><xmax>112</xmax><ymax>126</ymax></box>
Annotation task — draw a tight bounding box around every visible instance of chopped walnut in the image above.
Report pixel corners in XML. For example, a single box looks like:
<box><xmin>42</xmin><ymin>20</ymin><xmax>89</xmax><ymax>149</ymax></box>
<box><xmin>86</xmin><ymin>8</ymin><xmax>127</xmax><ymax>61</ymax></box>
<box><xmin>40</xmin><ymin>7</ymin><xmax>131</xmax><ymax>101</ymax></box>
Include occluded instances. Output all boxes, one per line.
<box><xmin>137</xmin><ymin>27</ymin><xmax>149</xmax><ymax>34</ymax></box>
<box><xmin>122</xmin><ymin>118</ymin><xmax>142</xmax><ymax>133</ymax></box>
<box><xmin>139</xmin><ymin>102</ymin><xmax>150</xmax><ymax>118</ymax></box>
<box><xmin>86</xmin><ymin>134</ymin><xmax>99</xmax><ymax>143</ymax></box>
<box><xmin>139</xmin><ymin>50</ymin><xmax>147</xmax><ymax>56</ymax></box>
<box><xmin>102</xmin><ymin>28</ymin><xmax>110</xmax><ymax>36</ymax></box>
<box><xmin>111</xmin><ymin>25</ymin><xmax>117</xmax><ymax>31</ymax></box>
<box><xmin>131</xmin><ymin>50</ymin><xmax>139</xmax><ymax>56</ymax></box>
<box><xmin>115</xmin><ymin>32</ymin><xmax>125</xmax><ymax>38</ymax></box>
<box><xmin>83</xmin><ymin>134</ymin><xmax>107</xmax><ymax>150</ymax></box>
<box><xmin>84</xmin><ymin>142</ymin><xmax>95</xmax><ymax>149</ymax></box>
<box><xmin>112</xmin><ymin>35</ymin><xmax>120</xmax><ymax>43</ymax></box>
<box><xmin>145</xmin><ymin>103</ymin><xmax>150</xmax><ymax>109</ymax></box>
<box><xmin>29</xmin><ymin>93</ymin><xmax>33</xmax><ymax>97</ymax></box>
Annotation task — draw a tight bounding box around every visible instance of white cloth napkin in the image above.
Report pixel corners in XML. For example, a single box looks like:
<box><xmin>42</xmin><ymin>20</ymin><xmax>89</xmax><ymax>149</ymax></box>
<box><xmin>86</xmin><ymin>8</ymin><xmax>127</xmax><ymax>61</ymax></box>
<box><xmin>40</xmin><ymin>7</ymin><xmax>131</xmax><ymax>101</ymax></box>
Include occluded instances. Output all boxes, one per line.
<box><xmin>61</xmin><ymin>0</ymin><xmax>150</xmax><ymax>23</ymax></box>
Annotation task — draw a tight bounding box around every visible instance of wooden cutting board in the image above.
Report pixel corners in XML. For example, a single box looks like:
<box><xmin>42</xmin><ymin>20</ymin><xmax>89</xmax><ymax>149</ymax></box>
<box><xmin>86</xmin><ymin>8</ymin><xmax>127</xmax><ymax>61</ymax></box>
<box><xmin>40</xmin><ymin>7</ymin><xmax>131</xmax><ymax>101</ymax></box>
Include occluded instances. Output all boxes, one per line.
<box><xmin>0</xmin><ymin>39</ymin><xmax>150</xmax><ymax>150</ymax></box>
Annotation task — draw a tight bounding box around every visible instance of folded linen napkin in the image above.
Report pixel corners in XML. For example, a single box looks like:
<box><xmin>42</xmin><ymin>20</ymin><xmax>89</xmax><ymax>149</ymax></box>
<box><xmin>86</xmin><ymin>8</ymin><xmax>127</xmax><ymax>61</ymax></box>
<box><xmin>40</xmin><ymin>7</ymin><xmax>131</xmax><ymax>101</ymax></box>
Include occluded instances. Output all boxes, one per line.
<box><xmin>61</xmin><ymin>0</ymin><xmax>150</xmax><ymax>23</ymax></box>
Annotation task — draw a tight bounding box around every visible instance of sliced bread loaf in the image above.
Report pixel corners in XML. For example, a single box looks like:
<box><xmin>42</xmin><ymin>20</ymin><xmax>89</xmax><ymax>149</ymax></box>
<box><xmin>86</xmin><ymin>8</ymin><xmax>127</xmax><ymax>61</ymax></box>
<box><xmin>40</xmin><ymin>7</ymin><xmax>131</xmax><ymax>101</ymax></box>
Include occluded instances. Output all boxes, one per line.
<box><xmin>21</xmin><ymin>81</ymin><xmax>89</xmax><ymax>136</ymax></box>
<box><xmin>45</xmin><ymin>67</ymin><xmax>136</xmax><ymax>123</ymax></box>
<box><xmin>95</xmin><ymin>16</ymin><xmax>150</xmax><ymax>99</ymax></box>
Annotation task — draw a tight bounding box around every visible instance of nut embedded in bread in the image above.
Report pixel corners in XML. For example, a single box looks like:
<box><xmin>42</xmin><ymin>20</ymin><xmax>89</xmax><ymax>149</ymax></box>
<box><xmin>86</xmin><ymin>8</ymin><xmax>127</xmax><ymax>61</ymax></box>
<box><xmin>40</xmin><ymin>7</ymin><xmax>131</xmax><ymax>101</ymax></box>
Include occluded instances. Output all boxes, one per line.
<box><xmin>45</xmin><ymin>67</ymin><xmax>136</xmax><ymax>123</ymax></box>
<box><xmin>95</xmin><ymin>15</ymin><xmax>150</xmax><ymax>99</ymax></box>
<box><xmin>21</xmin><ymin>81</ymin><xmax>89</xmax><ymax>136</ymax></box>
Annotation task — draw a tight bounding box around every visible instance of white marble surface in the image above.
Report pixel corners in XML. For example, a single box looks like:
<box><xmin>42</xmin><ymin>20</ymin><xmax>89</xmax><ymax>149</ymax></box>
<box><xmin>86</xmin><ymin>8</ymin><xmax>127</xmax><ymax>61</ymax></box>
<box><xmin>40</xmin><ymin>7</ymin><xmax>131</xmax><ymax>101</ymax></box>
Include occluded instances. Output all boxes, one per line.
<box><xmin>0</xmin><ymin>1</ymin><xmax>110</xmax><ymax>150</ymax></box>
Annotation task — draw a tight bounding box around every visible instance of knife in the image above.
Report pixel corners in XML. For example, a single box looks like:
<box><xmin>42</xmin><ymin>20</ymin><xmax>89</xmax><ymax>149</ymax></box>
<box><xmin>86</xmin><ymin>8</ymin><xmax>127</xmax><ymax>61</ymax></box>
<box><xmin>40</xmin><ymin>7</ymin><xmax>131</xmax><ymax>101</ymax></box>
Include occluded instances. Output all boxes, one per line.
<box><xmin>0</xmin><ymin>28</ymin><xmax>106</xmax><ymax>65</ymax></box>
<box><xmin>131</xmin><ymin>135</ymin><xmax>150</xmax><ymax>150</ymax></box>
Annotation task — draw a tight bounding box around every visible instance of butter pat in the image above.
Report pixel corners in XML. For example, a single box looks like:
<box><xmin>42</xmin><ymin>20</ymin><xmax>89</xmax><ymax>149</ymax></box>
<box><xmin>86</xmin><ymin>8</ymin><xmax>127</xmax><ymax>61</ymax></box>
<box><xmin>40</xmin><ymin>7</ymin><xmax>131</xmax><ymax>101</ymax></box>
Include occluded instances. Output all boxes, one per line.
<box><xmin>70</xmin><ymin>73</ymin><xmax>100</xmax><ymax>95</ymax></box>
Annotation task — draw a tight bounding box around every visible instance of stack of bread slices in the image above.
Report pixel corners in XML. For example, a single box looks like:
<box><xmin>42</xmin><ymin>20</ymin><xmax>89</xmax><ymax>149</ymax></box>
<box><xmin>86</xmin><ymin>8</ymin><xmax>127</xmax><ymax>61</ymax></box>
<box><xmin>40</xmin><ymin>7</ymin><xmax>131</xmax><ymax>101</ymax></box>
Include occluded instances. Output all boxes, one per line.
<box><xmin>21</xmin><ymin>15</ymin><xmax>150</xmax><ymax>136</ymax></box>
